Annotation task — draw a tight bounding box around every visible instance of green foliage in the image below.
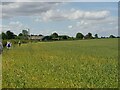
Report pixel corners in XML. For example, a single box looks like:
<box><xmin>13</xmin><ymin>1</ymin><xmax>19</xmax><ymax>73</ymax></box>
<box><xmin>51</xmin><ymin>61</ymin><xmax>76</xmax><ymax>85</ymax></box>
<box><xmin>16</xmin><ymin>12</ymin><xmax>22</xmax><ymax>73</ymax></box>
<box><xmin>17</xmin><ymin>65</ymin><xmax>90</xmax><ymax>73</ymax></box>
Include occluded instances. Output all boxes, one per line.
<box><xmin>42</xmin><ymin>36</ymin><xmax>52</xmax><ymax>41</ymax></box>
<box><xmin>2</xmin><ymin>39</ymin><xmax>30</xmax><ymax>47</ymax></box>
<box><xmin>85</xmin><ymin>32</ymin><xmax>93</xmax><ymax>39</ymax></box>
<box><xmin>76</xmin><ymin>33</ymin><xmax>84</xmax><ymax>39</ymax></box>
<box><xmin>94</xmin><ymin>34</ymin><xmax>98</xmax><ymax>39</ymax></box>
<box><xmin>2</xmin><ymin>39</ymin><xmax>118</xmax><ymax>88</ymax></box>
<box><xmin>2</xmin><ymin>31</ymin><xmax>17</xmax><ymax>40</ymax></box>
<box><xmin>22</xmin><ymin>30</ymin><xmax>28</xmax><ymax>36</ymax></box>
<box><xmin>18</xmin><ymin>33</ymin><xmax>23</xmax><ymax>36</ymax></box>
<box><xmin>21</xmin><ymin>30</ymin><xmax>29</xmax><ymax>40</ymax></box>
<box><xmin>21</xmin><ymin>40</ymin><xmax>30</xmax><ymax>43</ymax></box>
<box><xmin>6</xmin><ymin>31</ymin><xmax>16</xmax><ymax>39</ymax></box>
<box><xmin>109</xmin><ymin>35</ymin><xmax>116</xmax><ymax>38</ymax></box>
<box><xmin>1</xmin><ymin>30</ymin><xmax>118</xmax><ymax>42</ymax></box>
<box><xmin>51</xmin><ymin>33</ymin><xmax>58</xmax><ymax>38</ymax></box>
<box><xmin>59</xmin><ymin>35</ymin><xmax>70</xmax><ymax>40</ymax></box>
<box><xmin>2</xmin><ymin>40</ymin><xmax>7</xmax><ymax>47</ymax></box>
<box><xmin>2</xmin><ymin>32</ymin><xmax>7</xmax><ymax>40</ymax></box>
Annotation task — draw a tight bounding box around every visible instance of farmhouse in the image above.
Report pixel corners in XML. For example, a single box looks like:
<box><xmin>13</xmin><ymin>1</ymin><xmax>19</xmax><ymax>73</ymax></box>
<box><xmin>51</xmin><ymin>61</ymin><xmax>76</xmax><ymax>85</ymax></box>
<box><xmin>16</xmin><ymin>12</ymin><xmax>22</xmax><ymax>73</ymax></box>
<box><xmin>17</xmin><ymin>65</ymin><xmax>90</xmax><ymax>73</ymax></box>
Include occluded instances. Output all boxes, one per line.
<box><xmin>28</xmin><ymin>35</ymin><xmax>44</xmax><ymax>41</ymax></box>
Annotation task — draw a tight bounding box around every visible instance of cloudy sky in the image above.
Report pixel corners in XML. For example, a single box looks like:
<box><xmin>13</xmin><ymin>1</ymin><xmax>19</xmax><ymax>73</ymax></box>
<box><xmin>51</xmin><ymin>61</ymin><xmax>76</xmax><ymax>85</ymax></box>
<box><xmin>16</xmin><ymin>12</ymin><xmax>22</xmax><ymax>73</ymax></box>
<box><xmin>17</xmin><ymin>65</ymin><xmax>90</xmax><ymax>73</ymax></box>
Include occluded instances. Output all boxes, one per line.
<box><xmin>1</xmin><ymin>1</ymin><xmax>118</xmax><ymax>37</ymax></box>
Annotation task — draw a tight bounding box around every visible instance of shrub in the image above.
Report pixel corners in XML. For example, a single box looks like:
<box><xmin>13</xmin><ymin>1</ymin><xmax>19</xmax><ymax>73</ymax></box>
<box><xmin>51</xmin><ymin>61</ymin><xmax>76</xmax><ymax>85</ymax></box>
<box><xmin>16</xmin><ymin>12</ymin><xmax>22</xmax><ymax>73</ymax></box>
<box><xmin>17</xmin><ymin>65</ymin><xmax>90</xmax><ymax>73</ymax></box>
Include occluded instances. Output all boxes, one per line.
<box><xmin>2</xmin><ymin>40</ymin><xmax>7</xmax><ymax>47</ymax></box>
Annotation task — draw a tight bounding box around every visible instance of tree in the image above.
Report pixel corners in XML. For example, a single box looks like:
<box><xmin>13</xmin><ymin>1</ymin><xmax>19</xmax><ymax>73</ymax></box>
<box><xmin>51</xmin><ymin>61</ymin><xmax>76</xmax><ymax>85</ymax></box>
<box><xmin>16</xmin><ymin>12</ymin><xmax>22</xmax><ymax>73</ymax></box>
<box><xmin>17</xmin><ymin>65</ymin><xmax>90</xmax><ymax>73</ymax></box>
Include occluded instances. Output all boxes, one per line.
<box><xmin>22</xmin><ymin>30</ymin><xmax>29</xmax><ymax>39</ymax></box>
<box><xmin>42</xmin><ymin>36</ymin><xmax>52</xmax><ymax>41</ymax></box>
<box><xmin>95</xmin><ymin>34</ymin><xmax>98</xmax><ymax>39</ymax></box>
<box><xmin>18</xmin><ymin>33</ymin><xmax>23</xmax><ymax>36</ymax></box>
<box><xmin>6</xmin><ymin>30</ymin><xmax>16</xmax><ymax>39</ymax></box>
<box><xmin>85</xmin><ymin>32</ymin><xmax>93</xmax><ymax>39</ymax></box>
<box><xmin>76</xmin><ymin>33</ymin><xmax>84</xmax><ymax>39</ymax></box>
<box><xmin>39</xmin><ymin>34</ymin><xmax>43</xmax><ymax>36</ymax></box>
<box><xmin>59</xmin><ymin>35</ymin><xmax>70</xmax><ymax>40</ymax></box>
<box><xmin>62</xmin><ymin>35</ymin><xmax>69</xmax><ymax>40</ymax></box>
<box><xmin>2</xmin><ymin>32</ymin><xmax>7</xmax><ymax>40</ymax></box>
<box><xmin>109</xmin><ymin>35</ymin><xmax>116</xmax><ymax>38</ymax></box>
<box><xmin>51</xmin><ymin>33</ymin><xmax>58</xmax><ymax>38</ymax></box>
<box><xmin>22</xmin><ymin>30</ymin><xmax>28</xmax><ymax>36</ymax></box>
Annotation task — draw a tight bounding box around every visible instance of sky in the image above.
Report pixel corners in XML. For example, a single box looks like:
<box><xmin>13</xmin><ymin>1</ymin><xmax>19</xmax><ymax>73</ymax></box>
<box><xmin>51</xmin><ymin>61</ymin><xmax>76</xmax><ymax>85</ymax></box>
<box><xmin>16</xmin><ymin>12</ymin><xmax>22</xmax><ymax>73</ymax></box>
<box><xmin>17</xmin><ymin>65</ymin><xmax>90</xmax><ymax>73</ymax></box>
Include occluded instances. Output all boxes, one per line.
<box><xmin>0</xmin><ymin>1</ymin><xmax>118</xmax><ymax>37</ymax></box>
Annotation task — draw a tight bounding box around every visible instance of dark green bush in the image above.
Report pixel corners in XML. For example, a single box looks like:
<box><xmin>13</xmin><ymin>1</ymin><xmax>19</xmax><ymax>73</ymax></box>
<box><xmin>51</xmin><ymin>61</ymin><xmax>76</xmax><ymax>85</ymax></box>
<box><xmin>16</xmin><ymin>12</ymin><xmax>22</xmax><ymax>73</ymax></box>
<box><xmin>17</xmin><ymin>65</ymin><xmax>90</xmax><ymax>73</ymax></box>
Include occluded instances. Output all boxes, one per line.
<box><xmin>2</xmin><ymin>40</ymin><xmax>7</xmax><ymax>47</ymax></box>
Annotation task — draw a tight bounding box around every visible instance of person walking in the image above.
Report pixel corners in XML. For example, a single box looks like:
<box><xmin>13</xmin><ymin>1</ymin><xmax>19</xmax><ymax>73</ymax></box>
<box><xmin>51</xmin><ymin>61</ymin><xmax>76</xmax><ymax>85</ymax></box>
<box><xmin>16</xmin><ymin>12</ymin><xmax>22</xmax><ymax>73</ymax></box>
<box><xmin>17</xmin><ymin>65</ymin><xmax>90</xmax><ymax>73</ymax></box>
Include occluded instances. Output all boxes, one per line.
<box><xmin>18</xmin><ymin>40</ymin><xmax>21</xmax><ymax>46</ymax></box>
<box><xmin>6</xmin><ymin>41</ymin><xmax>11</xmax><ymax>49</ymax></box>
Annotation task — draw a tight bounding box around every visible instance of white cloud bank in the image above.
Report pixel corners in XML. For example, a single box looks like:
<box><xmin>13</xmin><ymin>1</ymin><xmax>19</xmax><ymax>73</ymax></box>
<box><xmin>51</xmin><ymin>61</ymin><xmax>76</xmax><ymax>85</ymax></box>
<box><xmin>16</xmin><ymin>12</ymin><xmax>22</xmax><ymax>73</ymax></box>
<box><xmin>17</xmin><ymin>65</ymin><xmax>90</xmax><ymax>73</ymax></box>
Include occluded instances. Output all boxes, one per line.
<box><xmin>37</xmin><ymin>9</ymin><xmax>110</xmax><ymax>22</ymax></box>
<box><xmin>67</xmin><ymin>16</ymin><xmax>118</xmax><ymax>37</ymax></box>
<box><xmin>2</xmin><ymin>2</ymin><xmax>60</xmax><ymax>19</ymax></box>
<box><xmin>2</xmin><ymin>2</ymin><xmax>110</xmax><ymax>21</ymax></box>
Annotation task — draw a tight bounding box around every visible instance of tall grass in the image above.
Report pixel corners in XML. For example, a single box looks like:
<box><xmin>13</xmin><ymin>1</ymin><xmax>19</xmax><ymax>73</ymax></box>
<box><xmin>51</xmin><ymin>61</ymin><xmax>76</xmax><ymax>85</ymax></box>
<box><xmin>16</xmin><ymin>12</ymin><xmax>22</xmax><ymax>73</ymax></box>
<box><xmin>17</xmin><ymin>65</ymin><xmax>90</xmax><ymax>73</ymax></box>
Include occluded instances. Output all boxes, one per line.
<box><xmin>2</xmin><ymin>39</ymin><xmax>118</xmax><ymax>88</ymax></box>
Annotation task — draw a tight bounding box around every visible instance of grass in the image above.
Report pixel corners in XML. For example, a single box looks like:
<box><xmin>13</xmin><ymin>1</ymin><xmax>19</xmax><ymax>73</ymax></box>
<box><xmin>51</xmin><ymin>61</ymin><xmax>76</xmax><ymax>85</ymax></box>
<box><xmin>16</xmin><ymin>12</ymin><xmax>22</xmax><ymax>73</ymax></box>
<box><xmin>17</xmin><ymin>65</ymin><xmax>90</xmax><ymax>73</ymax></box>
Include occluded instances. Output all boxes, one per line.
<box><xmin>2</xmin><ymin>39</ymin><xmax>118</xmax><ymax>88</ymax></box>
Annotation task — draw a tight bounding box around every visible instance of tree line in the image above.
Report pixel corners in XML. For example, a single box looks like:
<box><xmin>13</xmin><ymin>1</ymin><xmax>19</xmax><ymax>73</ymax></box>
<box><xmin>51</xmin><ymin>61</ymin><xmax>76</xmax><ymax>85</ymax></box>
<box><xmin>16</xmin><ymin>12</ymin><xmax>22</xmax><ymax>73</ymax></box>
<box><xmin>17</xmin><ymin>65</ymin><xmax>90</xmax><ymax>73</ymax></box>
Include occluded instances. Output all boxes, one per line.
<box><xmin>1</xmin><ymin>30</ymin><xmax>29</xmax><ymax>40</ymax></box>
<box><xmin>1</xmin><ymin>30</ymin><xmax>119</xmax><ymax>41</ymax></box>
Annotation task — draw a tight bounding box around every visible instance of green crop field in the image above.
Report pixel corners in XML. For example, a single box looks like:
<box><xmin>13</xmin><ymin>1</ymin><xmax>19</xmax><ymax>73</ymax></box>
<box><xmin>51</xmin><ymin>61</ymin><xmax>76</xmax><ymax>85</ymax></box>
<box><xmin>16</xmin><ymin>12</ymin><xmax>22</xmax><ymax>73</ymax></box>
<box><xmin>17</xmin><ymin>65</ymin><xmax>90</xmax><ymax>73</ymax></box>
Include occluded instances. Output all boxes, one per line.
<box><xmin>2</xmin><ymin>39</ymin><xmax>118</xmax><ymax>88</ymax></box>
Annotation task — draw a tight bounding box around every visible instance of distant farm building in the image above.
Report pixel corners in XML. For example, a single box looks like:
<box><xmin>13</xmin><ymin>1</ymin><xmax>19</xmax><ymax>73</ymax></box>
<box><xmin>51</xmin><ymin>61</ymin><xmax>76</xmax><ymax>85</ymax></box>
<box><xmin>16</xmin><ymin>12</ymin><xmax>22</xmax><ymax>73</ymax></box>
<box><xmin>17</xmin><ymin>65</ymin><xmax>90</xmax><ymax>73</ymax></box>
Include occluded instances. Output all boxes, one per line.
<box><xmin>28</xmin><ymin>35</ymin><xmax>70</xmax><ymax>41</ymax></box>
<box><xmin>28</xmin><ymin>35</ymin><xmax>44</xmax><ymax>41</ymax></box>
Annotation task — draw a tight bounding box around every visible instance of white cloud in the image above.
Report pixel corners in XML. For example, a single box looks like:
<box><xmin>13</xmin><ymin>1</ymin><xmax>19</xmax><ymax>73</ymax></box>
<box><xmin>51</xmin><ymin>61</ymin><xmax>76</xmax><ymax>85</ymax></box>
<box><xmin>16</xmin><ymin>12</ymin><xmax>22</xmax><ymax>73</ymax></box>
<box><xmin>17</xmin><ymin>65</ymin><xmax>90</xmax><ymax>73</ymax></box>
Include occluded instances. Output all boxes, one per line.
<box><xmin>83</xmin><ymin>10</ymin><xmax>110</xmax><ymax>20</ymax></box>
<box><xmin>36</xmin><ymin>9</ymin><xmax>110</xmax><ymax>22</ymax></box>
<box><xmin>68</xmin><ymin>25</ymin><xmax>73</xmax><ymax>29</ymax></box>
<box><xmin>2</xmin><ymin>21</ymin><xmax>29</xmax><ymax>34</ymax></box>
<box><xmin>67</xmin><ymin>10</ymin><xmax>84</xmax><ymax>20</ymax></box>
<box><xmin>68</xmin><ymin>10</ymin><xmax>110</xmax><ymax>20</ymax></box>
<box><xmin>2</xmin><ymin>2</ymin><xmax>60</xmax><ymax>19</ymax></box>
<box><xmin>76</xmin><ymin>21</ymin><xmax>88</xmax><ymax>26</ymax></box>
<box><xmin>40</xmin><ymin>9</ymin><xmax>66</xmax><ymax>22</ymax></box>
<box><xmin>2</xmin><ymin>2</ymin><xmax>110</xmax><ymax>21</ymax></box>
<box><xmin>9</xmin><ymin>21</ymin><xmax>22</xmax><ymax>26</ymax></box>
<box><xmin>67</xmin><ymin>16</ymin><xmax>118</xmax><ymax>37</ymax></box>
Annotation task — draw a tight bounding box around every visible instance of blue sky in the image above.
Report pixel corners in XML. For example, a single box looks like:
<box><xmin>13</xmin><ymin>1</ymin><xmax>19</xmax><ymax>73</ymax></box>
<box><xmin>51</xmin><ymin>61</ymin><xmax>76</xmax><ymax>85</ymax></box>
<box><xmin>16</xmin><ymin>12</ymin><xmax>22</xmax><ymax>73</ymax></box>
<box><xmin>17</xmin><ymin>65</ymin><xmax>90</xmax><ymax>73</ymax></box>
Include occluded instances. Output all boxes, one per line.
<box><xmin>1</xmin><ymin>2</ymin><xmax>118</xmax><ymax>37</ymax></box>
<box><xmin>1</xmin><ymin>0</ymin><xmax>120</xmax><ymax>2</ymax></box>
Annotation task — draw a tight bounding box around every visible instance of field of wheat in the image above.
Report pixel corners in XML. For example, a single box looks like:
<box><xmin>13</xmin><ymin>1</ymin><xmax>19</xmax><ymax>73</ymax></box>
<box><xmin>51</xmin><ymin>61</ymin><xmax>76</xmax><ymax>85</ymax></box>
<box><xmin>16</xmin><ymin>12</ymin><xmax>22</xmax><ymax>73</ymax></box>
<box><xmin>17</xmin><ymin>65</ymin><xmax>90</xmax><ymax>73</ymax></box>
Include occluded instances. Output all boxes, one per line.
<box><xmin>2</xmin><ymin>39</ymin><xmax>118</xmax><ymax>88</ymax></box>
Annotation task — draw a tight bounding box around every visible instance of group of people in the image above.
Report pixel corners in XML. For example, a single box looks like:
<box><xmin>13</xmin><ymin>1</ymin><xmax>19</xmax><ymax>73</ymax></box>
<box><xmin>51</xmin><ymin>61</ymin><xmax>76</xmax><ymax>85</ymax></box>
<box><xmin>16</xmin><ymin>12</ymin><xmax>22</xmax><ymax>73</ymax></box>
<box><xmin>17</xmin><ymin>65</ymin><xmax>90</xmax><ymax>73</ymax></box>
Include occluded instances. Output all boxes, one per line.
<box><xmin>6</xmin><ymin>40</ymin><xmax>21</xmax><ymax>49</ymax></box>
<box><xmin>0</xmin><ymin>40</ymin><xmax>21</xmax><ymax>54</ymax></box>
